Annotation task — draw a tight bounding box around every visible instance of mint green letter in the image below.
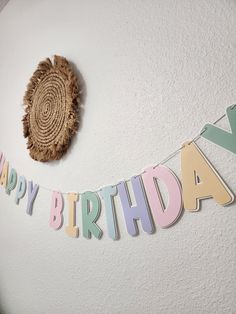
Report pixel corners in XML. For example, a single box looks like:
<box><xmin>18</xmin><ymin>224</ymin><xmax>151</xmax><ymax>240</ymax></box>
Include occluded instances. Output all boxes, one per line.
<box><xmin>201</xmin><ymin>105</ymin><xmax>236</xmax><ymax>154</ymax></box>
<box><xmin>82</xmin><ymin>191</ymin><xmax>103</xmax><ymax>239</ymax></box>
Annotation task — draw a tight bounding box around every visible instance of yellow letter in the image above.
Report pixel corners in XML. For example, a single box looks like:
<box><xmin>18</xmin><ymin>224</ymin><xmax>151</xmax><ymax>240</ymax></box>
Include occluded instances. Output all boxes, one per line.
<box><xmin>181</xmin><ymin>141</ymin><xmax>234</xmax><ymax>211</ymax></box>
<box><xmin>65</xmin><ymin>193</ymin><xmax>79</xmax><ymax>237</ymax></box>
<box><xmin>0</xmin><ymin>161</ymin><xmax>9</xmax><ymax>188</ymax></box>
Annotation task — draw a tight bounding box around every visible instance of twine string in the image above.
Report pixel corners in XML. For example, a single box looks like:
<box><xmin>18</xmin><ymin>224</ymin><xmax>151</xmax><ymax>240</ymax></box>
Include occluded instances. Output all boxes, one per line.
<box><xmin>39</xmin><ymin>112</ymin><xmax>227</xmax><ymax>195</ymax></box>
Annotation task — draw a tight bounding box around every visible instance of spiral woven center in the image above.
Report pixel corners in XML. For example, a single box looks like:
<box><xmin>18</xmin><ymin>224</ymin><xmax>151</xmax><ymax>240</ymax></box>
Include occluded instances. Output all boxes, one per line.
<box><xmin>23</xmin><ymin>55</ymin><xmax>80</xmax><ymax>162</ymax></box>
<box><xmin>30</xmin><ymin>72</ymin><xmax>67</xmax><ymax>147</ymax></box>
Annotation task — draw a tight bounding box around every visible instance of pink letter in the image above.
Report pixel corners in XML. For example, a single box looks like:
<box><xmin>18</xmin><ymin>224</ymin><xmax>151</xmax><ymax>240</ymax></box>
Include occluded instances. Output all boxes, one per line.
<box><xmin>142</xmin><ymin>165</ymin><xmax>183</xmax><ymax>228</ymax></box>
<box><xmin>0</xmin><ymin>152</ymin><xmax>5</xmax><ymax>176</ymax></box>
<box><xmin>49</xmin><ymin>192</ymin><xmax>64</xmax><ymax>230</ymax></box>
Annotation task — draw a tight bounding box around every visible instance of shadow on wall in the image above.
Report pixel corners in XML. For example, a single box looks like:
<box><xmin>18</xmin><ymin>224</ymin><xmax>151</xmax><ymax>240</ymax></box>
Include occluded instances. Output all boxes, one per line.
<box><xmin>0</xmin><ymin>288</ymin><xmax>10</xmax><ymax>314</ymax></box>
<box><xmin>0</xmin><ymin>301</ymin><xmax>6</xmax><ymax>314</ymax></box>
<box><xmin>0</xmin><ymin>292</ymin><xmax>6</xmax><ymax>314</ymax></box>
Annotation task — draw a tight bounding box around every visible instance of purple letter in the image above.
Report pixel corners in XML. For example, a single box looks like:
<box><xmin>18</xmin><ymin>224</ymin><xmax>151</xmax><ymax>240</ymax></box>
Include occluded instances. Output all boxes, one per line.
<box><xmin>117</xmin><ymin>175</ymin><xmax>154</xmax><ymax>236</ymax></box>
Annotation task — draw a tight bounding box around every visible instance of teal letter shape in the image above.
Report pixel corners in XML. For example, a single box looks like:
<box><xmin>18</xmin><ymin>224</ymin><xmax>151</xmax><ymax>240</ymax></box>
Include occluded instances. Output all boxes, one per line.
<box><xmin>201</xmin><ymin>105</ymin><xmax>236</xmax><ymax>154</ymax></box>
<box><xmin>82</xmin><ymin>191</ymin><xmax>103</xmax><ymax>239</ymax></box>
<box><xmin>100</xmin><ymin>185</ymin><xmax>119</xmax><ymax>240</ymax></box>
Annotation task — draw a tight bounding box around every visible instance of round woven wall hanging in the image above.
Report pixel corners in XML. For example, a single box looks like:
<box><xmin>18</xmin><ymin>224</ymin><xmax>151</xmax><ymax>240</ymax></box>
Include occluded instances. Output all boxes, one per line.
<box><xmin>23</xmin><ymin>55</ymin><xmax>80</xmax><ymax>162</ymax></box>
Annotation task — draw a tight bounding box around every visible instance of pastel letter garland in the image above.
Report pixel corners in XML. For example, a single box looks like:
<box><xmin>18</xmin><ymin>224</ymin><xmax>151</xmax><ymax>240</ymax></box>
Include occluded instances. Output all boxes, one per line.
<box><xmin>49</xmin><ymin>191</ymin><xmax>64</xmax><ymax>230</ymax></box>
<box><xmin>181</xmin><ymin>142</ymin><xmax>234</xmax><ymax>211</ymax></box>
<box><xmin>65</xmin><ymin>193</ymin><xmax>79</xmax><ymax>238</ymax></box>
<box><xmin>0</xmin><ymin>152</ymin><xmax>6</xmax><ymax>177</ymax></box>
<box><xmin>100</xmin><ymin>185</ymin><xmax>119</xmax><ymax>240</ymax></box>
<box><xmin>81</xmin><ymin>192</ymin><xmax>103</xmax><ymax>239</ymax></box>
<box><xmin>201</xmin><ymin>105</ymin><xmax>236</xmax><ymax>154</ymax></box>
<box><xmin>142</xmin><ymin>165</ymin><xmax>183</xmax><ymax>228</ymax></box>
<box><xmin>117</xmin><ymin>175</ymin><xmax>154</xmax><ymax>236</ymax></box>
<box><xmin>6</xmin><ymin>168</ymin><xmax>17</xmax><ymax>195</ymax></box>
<box><xmin>0</xmin><ymin>161</ymin><xmax>9</xmax><ymax>187</ymax></box>
<box><xmin>26</xmin><ymin>181</ymin><xmax>39</xmax><ymax>215</ymax></box>
<box><xmin>15</xmin><ymin>176</ymin><xmax>27</xmax><ymax>205</ymax></box>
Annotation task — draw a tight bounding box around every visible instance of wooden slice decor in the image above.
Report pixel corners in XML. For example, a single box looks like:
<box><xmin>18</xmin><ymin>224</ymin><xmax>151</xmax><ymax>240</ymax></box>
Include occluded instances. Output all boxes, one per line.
<box><xmin>23</xmin><ymin>55</ymin><xmax>80</xmax><ymax>162</ymax></box>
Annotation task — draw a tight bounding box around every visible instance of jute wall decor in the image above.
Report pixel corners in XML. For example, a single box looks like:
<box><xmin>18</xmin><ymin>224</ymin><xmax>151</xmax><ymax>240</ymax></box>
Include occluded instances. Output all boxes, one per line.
<box><xmin>23</xmin><ymin>55</ymin><xmax>80</xmax><ymax>162</ymax></box>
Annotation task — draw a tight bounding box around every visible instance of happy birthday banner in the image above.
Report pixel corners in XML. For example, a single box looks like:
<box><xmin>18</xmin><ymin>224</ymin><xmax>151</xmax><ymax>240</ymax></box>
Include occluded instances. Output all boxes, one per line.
<box><xmin>0</xmin><ymin>105</ymin><xmax>236</xmax><ymax>240</ymax></box>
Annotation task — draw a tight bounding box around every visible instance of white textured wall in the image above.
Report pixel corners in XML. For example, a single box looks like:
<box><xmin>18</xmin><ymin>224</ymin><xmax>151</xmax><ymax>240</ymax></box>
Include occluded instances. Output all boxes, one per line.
<box><xmin>0</xmin><ymin>1</ymin><xmax>236</xmax><ymax>313</ymax></box>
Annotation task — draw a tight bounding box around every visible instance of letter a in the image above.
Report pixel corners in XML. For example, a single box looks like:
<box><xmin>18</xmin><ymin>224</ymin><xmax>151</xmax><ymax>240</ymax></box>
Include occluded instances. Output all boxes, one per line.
<box><xmin>181</xmin><ymin>141</ymin><xmax>234</xmax><ymax>211</ymax></box>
